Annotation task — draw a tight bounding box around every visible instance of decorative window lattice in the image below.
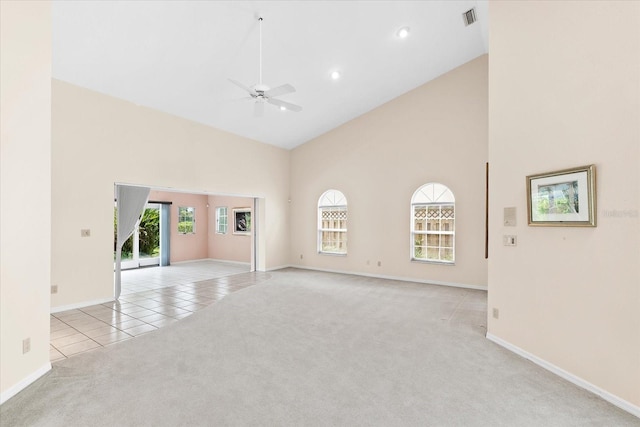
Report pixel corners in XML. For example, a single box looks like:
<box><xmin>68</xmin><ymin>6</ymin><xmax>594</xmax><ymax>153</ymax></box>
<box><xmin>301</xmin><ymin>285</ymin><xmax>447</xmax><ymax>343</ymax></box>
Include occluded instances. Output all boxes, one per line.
<box><xmin>425</xmin><ymin>206</ymin><xmax>454</xmax><ymax>219</ymax></box>
<box><xmin>322</xmin><ymin>210</ymin><xmax>347</xmax><ymax>220</ymax></box>
<box><xmin>414</xmin><ymin>205</ymin><xmax>454</xmax><ymax>219</ymax></box>
<box><xmin>318</xmin><ymin>190</ymin><xmax>347</xmax><ymax>255</ymax></box>
<box><xmin>411</xmin><ymin>184</ymin><xmax>455</xmax><ymax>263</ymax></box>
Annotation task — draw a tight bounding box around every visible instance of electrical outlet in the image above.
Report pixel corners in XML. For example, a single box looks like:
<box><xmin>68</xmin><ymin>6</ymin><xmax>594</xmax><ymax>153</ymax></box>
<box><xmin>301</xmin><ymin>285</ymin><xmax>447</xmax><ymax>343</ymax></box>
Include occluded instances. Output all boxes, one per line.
<box><xmin>492</xmin><ymin>308</ymin><xmax>499</xmax><ymax>319</ymax></box>
<box><xmin>23</xmin><ymin>338</ymin><xmax>30</xmax><ymax>354</ymax></box>
<box><xmin>51</xmin><ymin>285</ymin><xmax>58</xmax><ymax>294</ymax></box>
<box><xmin>81</xmin><ymin>229</ymin><xmax>91</xmax><ymax>237</ymax></box>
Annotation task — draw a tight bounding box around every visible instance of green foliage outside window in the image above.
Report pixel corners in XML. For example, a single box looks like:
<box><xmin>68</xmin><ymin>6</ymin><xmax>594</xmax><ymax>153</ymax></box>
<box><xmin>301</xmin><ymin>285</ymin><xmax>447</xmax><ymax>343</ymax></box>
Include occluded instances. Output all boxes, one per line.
<box><xmin>138</xmin><ymin>208</ymin><xmax>160</xmax><ymax>256</ymax></box>
<box><xmin>114</xmin><ymin>207</ymin><xmax>160</xmax><ymax>259</ymax></box>
<box><xmin>178</xmin><ymin>206</ymin><xmax>195</xmax><ymax>234</ymax></box>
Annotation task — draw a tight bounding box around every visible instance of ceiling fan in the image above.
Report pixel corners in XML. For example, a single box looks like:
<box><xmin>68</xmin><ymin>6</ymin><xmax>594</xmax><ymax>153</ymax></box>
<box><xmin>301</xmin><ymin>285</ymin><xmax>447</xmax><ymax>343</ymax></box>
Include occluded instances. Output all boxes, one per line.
<box><xmin>229</xmin><ymin>17</ymin><xmax>302</xmax><ymax>117</ymax></box>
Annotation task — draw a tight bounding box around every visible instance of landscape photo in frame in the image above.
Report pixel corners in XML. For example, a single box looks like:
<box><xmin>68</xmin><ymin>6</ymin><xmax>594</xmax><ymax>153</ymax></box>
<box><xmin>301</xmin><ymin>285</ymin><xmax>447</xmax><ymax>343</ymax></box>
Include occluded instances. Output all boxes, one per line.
<box><xmin>526</xmin><ymin>165</ymin><xmax>596</xmax><ymax>227</ymax></box>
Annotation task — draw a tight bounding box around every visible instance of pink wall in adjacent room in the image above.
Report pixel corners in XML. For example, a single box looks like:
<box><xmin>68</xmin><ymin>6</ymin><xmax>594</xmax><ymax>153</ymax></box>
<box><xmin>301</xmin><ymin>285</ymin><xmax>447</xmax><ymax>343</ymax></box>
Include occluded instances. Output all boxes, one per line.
<box><xmin>149</xmin><ymin>190</ymin><xmax>209</xmax><ymax>263</ymax></box>
<box><xmin>148</xmin><ymin>191</ymin><xmax>251</xmax><ymax>264</ymax></box>
<box><xmin>208</xmin><ymin>195</ymin><xmax>252</xmax><ymax>264</ymax></box>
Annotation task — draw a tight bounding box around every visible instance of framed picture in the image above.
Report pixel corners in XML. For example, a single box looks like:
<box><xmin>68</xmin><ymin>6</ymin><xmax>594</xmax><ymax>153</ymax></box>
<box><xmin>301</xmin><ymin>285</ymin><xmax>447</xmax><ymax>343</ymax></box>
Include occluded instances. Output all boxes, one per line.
<box><xmin>233</xmin><ymin>208</ymin><xmax>251</xmax><ymax>235</ymax></box>
<box><xmin>526</xmin><ymin>165</ymin><xmax>596</xmax><ymax>227</ymax></box>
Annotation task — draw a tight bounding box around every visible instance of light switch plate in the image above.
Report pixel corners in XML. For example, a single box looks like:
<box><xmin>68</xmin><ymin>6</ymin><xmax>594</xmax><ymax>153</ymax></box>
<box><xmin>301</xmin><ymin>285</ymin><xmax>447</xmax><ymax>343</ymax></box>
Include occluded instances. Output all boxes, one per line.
<box><xmin>503</xmin><ymin>235</ymin><xmax>517</xmax><ymax>246</ymax></box>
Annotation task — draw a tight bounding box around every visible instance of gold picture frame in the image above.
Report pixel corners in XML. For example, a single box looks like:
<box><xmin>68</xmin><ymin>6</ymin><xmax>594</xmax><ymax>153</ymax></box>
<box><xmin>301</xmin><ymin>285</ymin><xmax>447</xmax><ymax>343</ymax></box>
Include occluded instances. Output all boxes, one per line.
<box><xmin>526</xmin><ymin>165</ymin><xmax>596</xmax><ymax>227</ymax></box>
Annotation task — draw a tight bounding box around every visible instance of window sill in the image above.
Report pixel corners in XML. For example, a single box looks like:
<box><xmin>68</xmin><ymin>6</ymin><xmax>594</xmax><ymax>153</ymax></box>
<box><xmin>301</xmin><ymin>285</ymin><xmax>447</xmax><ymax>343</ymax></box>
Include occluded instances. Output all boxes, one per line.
<box><xmin>411</xmin><ymin>258</ymin><xmax>455</xmax><ymax>266</ymax></box>
<box><xmin>319</xmin><ymin>252</ymin><xmax>347</xmax><ymax>257</ymax></box>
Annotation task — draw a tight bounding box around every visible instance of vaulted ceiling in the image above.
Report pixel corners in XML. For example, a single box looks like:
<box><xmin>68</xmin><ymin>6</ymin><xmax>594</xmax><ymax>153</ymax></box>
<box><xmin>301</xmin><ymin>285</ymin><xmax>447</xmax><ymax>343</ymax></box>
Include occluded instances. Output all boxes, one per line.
<box><xmin>53</xmin><ymin>1</ymin><xmax>488</xmax><ymax>149</ymax></box>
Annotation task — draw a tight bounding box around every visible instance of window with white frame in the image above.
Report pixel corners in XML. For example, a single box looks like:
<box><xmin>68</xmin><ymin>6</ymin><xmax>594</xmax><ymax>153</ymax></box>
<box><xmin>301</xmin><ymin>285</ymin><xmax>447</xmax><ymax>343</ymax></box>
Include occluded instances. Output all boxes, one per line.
<box><xmin>411</xmin><ymin>183</ymin><xmax>455</xmax><ymax>263</ymax></box>
<box><xmin>216</xmin><ymin>206</ymin><xmax>228</xmax><ymax>234</ymax></box>
<box><xmin>318</xmin><ymin>190</ymin><xmax>347</xmax><ymax>255</ymax></box>
<box><xmin>178</xmin><ymin>206</ymin><xmax>195</xmax><ymax>234</ymax></box>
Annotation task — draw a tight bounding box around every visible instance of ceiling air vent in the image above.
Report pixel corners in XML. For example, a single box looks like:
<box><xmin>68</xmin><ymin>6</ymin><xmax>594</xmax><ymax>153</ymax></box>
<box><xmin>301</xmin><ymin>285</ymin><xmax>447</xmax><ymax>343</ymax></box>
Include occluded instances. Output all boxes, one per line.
<box><xmin>463</xmin><ymin>8</ymin><xmax>477</xmax><ymax>26</ymax></box>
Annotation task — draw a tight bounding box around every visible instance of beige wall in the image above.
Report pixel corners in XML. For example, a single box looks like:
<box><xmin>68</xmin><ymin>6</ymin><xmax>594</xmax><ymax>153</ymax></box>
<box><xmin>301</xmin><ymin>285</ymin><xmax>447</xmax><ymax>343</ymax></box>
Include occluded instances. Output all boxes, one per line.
<box><xmin>488</xmin><ymin>1</ymin><xmax>640</xmax><ymax>408</ymax></box>
<box><xmin>208</xmin><ymin>195</ymin><xmax>253</xmax><ymax>263</ymax></box>
<box><xmin>0</xmin><ymin>1</ymin><xmax>52</xmax><ymax>402</ymax></box>
<box><xmin>51</xmin><ymin>80</ymin><xmax>290</xmax><ymax>310</ymax></box>
<box><xmin>149</xmin><ymin>190</ymin><xmax>209</xmax><ymax>263</ymax></box>
<box><xmin>290</xmin><ymin>55</ymin><xmax>488</xmax><ymax>288</ymax></box>
<box><xmin>5</xmin><ymin>0</ymin><xmax>637</xmax><ymax>414</ymax></box>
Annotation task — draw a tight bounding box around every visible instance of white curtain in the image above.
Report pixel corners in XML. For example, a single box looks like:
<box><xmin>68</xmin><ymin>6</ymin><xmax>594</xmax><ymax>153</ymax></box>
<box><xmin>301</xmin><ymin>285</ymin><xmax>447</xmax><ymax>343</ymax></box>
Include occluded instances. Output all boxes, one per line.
<box><xmin>114</xmin><ymin>185</ymin><xmax>150</xmax><ymax>299</ymax></box>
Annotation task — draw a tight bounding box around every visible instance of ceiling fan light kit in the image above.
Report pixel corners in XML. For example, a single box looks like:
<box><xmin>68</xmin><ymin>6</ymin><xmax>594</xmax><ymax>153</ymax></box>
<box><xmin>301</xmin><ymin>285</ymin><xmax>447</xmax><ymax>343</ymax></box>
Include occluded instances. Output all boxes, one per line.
<box><xmin>228</xmin><ymin>16</ymin><xmax>302</xmax><ymax>117</ymax></box>
<box><xmin>397</xmin><ymin>26</ymin><xmax>410</xmax><ymax>38</ymax></box>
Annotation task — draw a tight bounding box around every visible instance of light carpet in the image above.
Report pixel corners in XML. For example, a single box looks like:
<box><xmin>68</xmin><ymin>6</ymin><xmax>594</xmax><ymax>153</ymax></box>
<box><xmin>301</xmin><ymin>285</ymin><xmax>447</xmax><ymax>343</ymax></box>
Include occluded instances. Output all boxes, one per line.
<box><xmin>1</xmin><ymin>269</ymin><xmax>638</xmax><ymax>426</ymax></box>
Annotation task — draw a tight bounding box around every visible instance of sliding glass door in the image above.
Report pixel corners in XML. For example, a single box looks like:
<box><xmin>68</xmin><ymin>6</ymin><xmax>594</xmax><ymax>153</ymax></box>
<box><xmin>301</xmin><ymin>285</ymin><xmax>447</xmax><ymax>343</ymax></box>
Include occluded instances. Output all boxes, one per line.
<box><xmin>115</xmin><ymin>203</ymin><xmax>161</xmax><ymax>270</ymax></box>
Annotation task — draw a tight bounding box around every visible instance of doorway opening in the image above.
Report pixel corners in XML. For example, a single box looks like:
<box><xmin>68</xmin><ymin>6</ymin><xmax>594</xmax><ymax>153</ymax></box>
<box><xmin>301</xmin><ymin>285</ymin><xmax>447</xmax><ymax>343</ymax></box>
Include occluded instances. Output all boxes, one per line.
<box><xmin>114</xmin><ymin>185</ymin><xmax>261</xmax><ymax>298</ymax></box>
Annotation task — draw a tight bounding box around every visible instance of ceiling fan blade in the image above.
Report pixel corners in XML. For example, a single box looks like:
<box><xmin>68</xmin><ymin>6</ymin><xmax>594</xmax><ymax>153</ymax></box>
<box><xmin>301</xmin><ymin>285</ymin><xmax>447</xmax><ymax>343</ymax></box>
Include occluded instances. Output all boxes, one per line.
<box><xmin>265</xmin><ymin>84</ymin><xmax>296</xmax><ymax>98</ymax></box>
<box><xmin>228</xmin><ymin>79</ymin><xmax>257</xmax><ymax>96</ymax></box>
<box><xmin>223</xmin><ymin>96</ymin><xmax>254</xmax><ymax>104</ymax></box>
<box><xmin>254</xmin><ymin>100</ymin><xmax>264</xmax><ymax>118</ymax></box>
<box><xmin>267</xmin><ymin>98</ymin><xmax>302</xmax><ymax>113</ymax></box>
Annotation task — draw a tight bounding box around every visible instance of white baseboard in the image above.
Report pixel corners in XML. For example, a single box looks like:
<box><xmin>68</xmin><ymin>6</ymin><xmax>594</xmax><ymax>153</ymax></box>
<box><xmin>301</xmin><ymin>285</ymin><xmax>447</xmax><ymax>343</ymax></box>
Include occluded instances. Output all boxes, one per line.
<box><xmin>171</xmin><ymin>258</ymin><xmax>250</xmax><ymax>266</ymax></box>
<box><xmin>265</xmin><ymin>264</ymin><xmax>292</xmax><ymax>272</ymax></box>
<box><xmin>486</xmin><ymin>333</ymin><xmax>640</xmax><ymax>419</ymax></box>
<box><xmin>0</xmin><ymin>362</ymin><xmax>51</xmax><ymax>405</ymax></box>
<box><xmin>171</xmin><ymin>258</ymin><xmax>212</xmax><ymax>265</ymax></box>
<box><xmin>206</xmin><ymin>258</ymin><xmax>251</xmax><ymax>266</ymax></box>
<box><xmin>51</xmin><ymin>297</ymin><xmax>114</xmax><ymax>314</ymax></box>
<box><xmin>284</xmin><ymin>265</ymin><xmax>487</xmax><ymax>291</ymax></box>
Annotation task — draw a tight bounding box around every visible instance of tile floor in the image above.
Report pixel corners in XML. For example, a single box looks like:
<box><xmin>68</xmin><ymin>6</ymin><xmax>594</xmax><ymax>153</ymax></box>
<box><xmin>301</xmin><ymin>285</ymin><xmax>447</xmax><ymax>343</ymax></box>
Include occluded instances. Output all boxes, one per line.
<box><xmin>50</xmin><ymin>261</ymin><xmax>265</xmax><ymax>362</ymax></box>
<box><xmin>118</xmin><ymin>260</ymin><xmax>251</xmax><ymax>295</ymax></box>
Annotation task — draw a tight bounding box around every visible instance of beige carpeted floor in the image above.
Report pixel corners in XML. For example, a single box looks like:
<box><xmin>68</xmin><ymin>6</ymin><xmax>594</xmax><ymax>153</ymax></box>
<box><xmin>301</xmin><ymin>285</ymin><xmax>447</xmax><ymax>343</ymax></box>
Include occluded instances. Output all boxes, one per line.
<box><xmin>1</xmin><ymin>268</ymin><xmax>638</xmax><ymax>426</ymax></box>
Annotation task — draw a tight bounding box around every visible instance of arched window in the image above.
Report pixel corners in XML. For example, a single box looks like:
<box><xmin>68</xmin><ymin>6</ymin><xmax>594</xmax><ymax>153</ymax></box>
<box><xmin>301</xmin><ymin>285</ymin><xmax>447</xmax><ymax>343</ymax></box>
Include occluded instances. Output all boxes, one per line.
<box><xmin>411</xmin><ymin>183</ymin><xmax>455</xmax><ymax>263</ymax></box>
<box><xmin>318</xmin><ymin>189</ymin><xmax>347</xmax><ymax>255</ymax></box>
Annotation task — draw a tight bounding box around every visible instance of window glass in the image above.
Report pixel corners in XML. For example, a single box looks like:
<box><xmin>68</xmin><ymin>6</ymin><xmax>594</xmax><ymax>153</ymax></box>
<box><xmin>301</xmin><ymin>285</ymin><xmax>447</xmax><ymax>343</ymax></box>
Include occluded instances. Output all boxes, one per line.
<box><xmin>216</xmin><ymin>207</ymin><xmax>227</xmax><ymax>234</ymax></box>
<box><xmin>318</xmin><ymin>190</ymin><xmax>347</xmax><ymax>255</ymax></box>
<box><xmin>411</xmin><ymin>183</ymin><xmax>455</xmax><ymax>263</ymax></box>
<box><xmin>178</xmin><ymin>206</ymin><xmax>195</xmax><ymax>234</ymax></box>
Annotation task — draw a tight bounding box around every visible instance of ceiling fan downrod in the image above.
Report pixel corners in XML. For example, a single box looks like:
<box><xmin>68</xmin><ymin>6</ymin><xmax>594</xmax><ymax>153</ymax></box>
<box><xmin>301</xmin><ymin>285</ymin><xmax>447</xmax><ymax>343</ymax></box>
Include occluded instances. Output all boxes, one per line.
<box><xmin>258</xmin><ymin>17</ymin><xmax>263</xmax><ymax>89</ymax></box>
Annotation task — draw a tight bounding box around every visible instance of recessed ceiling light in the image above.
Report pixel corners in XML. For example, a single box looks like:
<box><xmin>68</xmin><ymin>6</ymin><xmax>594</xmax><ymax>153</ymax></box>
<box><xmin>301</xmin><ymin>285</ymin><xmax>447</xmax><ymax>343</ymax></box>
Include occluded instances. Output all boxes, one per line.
<box><xmin>397</xmin><ymin>27</ymin><xmax>410</xmax><ymax>39</ymax></box>
<box><xmin>330</xmin><ymin>70</ymin><xmax>341</xmax><ymax>80</ymax></box>
<box><xmin>280</xmin><ymin>105</ymin><xmax>286</xmax><ymax>111</ymax></box>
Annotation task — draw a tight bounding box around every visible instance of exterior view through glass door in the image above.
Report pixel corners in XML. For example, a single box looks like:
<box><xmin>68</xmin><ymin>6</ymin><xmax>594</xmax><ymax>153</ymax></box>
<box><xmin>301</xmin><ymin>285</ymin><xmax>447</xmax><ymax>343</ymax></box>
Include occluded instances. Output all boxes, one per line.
<box><xmin>115</xmin><ymin>203</ymin><xmax>161</xmax><ymax>270</ymax></box>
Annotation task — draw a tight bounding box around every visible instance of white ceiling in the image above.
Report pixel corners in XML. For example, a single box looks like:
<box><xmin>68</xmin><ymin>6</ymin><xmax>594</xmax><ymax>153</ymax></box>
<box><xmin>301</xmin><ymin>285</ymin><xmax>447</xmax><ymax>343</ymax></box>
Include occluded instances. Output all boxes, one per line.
<box><xmin>52</xmin><ymin>1</ymin><xmax>488</xmax><ymax>150</ymax></box>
